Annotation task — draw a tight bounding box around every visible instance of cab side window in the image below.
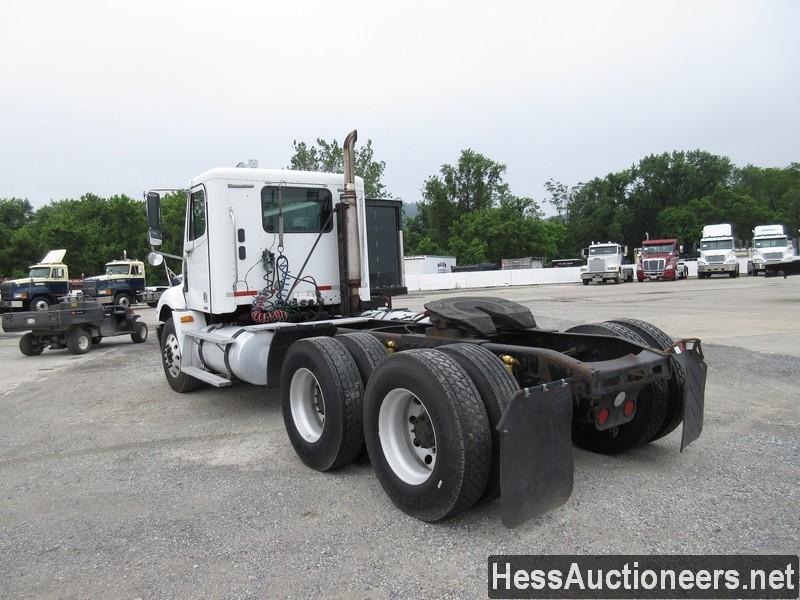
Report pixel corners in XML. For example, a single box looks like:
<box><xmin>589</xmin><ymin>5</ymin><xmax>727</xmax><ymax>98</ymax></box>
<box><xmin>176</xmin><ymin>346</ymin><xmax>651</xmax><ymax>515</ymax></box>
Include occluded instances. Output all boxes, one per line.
<box><xmin>188</xmin><ymin>189</ymin><xmax>206</xmax><ymax>241</ymax></box>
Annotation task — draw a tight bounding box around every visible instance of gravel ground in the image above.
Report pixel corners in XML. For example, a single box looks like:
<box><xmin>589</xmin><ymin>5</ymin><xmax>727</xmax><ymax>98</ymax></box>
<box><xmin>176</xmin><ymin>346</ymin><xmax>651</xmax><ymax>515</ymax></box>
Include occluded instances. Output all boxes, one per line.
<box><xmin>0</xmin><ymin>277</ymin><xmax>798</xmax><ymax>598</ymax></box>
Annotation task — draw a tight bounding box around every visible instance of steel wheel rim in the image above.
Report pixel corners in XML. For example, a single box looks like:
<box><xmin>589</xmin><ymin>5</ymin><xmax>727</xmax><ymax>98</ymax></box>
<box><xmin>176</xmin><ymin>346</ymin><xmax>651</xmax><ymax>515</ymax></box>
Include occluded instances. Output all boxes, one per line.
<box><xmin>378</xmin><ymin>388</ymin><xmax>437</xmax><ymax>485</ymax></box>
<box><xmin>117</xmin><ymin>296</ymin><xmax>130</xmax><ymax>308</ymax></box>
<box><xmin>33</xmin><ymin>299</ymin><xmax>49</xmax><ymax>311</ymax></box>
<box><xmin>290</xmin><ymin>367</ymin><xmax>325</xmax><ymax>443</ymax></box>
<box><xmin>78</xmin><ymin>334</ymin><xmax>90</xmax><ymax>352</ymax></box>
<box><xmin>164</xmin><ymin>332</ymin><xmax>181</xmax><ymax>378</ymax></box>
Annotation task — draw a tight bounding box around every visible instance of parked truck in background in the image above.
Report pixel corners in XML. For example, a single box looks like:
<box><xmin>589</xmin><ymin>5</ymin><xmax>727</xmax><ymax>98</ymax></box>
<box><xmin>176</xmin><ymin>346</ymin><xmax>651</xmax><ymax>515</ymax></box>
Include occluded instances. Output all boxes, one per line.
<box><xmin>637</xmin><ymin>239</ymin><xmax>688</xmax><ymax>281</ymax></box>
<box><xmin>697</xmin><ymin>223</ymin><xmax>739</xmax><ymax>278</ymax></box>
<box><xmin>143</xmin><ymin>129</ymin><xmax>706</xmax><ymax>528</ymax></box>
<box><xmin>580</xmin><ymin>242</ymin><xmax>634</xmax><ymax>285</ymax></box>
<box><xmin>81</xmin><ymin>256</ymin><xmax>146</xmax><ymax>308</ymax></box>
<box><xmin>0</xmin><ymin>249</ymin><xmax>71</xmax><ymax>312</ymax></box>
<box><xmin>747</xmin><ymin>224</ymin><xmax>796</xmax><ymax>276</ymax></box>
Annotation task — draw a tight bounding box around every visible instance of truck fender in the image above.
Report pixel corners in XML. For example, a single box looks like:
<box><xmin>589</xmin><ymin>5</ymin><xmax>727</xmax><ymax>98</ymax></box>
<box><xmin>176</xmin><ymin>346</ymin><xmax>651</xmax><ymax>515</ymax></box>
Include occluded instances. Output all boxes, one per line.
<box><xmin>169</xmin><ymin>309</ymin><xmax>207</xmax><ymax>358</ymax></box>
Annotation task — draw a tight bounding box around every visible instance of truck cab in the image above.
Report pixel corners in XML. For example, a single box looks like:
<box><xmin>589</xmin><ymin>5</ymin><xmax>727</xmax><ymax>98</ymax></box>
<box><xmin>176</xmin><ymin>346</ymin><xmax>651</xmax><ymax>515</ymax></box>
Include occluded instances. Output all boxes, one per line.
<box><xmin>697</xmin><ymin>223</ymin><xmax>739</xmax><ymax>278</ymax></box>
<box><xmin>81</xmin><ymin>258</ymin><xmax>146</xmax><ymax>308</ymax></box>
<box><xmin>748</xmin><ymin>224</ymin><xmax>796</xmax><ymax>275</ymax></box>
<box><xmin>0</xmin><ymin>249</ymin><xmax>70</xmax><ymax>312</ymax></box>
<box><xmin>580</xmin><ymin>242</ymin><xmax>633</xmax><ymax>285</ymax></box>
<box><xmin>637</xmin><ymin>239</ymin><xmax>687</xmax><ymax>281</ymax></box>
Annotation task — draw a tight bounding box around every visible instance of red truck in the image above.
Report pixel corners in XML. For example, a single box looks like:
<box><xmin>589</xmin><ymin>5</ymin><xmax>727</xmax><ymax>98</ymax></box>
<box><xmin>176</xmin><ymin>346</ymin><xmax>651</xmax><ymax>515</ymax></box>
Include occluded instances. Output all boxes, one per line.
<box><xmin>637</xmin><ymin>239</ymin><xmax>688</xmax><ymax>281</ymax></box>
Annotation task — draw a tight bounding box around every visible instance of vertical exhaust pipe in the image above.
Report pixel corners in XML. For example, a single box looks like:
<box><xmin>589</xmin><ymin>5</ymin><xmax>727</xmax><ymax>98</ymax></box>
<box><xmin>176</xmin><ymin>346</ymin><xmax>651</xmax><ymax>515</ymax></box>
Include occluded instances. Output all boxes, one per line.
<box><xmin>342</xmin><ymin>129</ymin><xmax>362</xmax><ymax>314</ymax></box>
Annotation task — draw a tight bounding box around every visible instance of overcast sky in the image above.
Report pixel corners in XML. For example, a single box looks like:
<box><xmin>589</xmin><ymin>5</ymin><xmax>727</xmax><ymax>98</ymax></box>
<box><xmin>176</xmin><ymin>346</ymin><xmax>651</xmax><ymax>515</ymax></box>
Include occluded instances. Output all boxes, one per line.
<box><xmin>1</xmin><ymin>0</ymin><xmax>797</xmax><ymax>210</ymax></box>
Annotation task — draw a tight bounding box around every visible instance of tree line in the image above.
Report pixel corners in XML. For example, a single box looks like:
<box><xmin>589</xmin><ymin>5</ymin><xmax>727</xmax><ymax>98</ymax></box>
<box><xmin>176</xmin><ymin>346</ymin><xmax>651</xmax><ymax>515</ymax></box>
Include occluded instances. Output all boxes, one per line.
<box><xmin>2</xmin><ymin>141</ymin><xmax>798</xmax><ymax>281</ymax></box>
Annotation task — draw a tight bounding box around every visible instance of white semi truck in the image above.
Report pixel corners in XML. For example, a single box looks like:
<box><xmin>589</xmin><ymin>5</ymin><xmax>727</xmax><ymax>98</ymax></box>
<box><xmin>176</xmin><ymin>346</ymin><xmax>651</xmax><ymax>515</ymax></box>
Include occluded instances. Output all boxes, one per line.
<box><xmin>747</xmin><ymin>224</ymin><xmax>796</xmax><ymax>276</ymax></box>
<box><xmin>580</xmin><ymin>242</ymin><xmax>634</xmax><ymax>285</ymax></box>
<box><xmin>697</xmin><ymin>223</ymin><xmax>739</xmax><ymax>278</ymax></box>
<box><xmin>145</xmin><ymin>130</ymin><xmax>706</xmax><ymax>527</ymax></box>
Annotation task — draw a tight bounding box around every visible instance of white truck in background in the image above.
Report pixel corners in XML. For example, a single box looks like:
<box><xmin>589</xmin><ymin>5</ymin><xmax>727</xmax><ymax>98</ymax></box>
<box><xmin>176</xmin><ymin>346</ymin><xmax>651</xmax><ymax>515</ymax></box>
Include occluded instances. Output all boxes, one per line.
<box><xmin>697</xmin><ymin>224</ymin><xmax>739</xmax><ymax>278</ymax></box>
<box><xmin>580</xmin><ymin>242</ymin><xmax>634</xmax><ymax>285</ymax></box>
<box><xmin>747</xmin><ymin>224</ymin><xmax>796</xmax><ymax>276</ymax></box>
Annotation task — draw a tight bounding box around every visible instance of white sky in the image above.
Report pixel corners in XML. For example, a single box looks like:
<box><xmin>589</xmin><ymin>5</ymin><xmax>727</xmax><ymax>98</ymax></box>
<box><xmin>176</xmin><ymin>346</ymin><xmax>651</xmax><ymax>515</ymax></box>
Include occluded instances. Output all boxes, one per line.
<box><xmin>1</xmin><ymin>0</ymin><xmax>797</xmax><ymax>208</ymax></box>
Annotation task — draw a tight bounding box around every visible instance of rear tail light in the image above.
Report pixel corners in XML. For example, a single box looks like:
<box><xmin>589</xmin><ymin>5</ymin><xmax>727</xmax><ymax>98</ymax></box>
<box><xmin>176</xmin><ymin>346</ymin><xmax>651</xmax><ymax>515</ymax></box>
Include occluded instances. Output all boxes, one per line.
<box><xmin>596</xmin><ymin>408</ymin><xmax>610</xmax><ymax>426</ymax></box>
<box><xmin>623</xmin><ymin>400</ymin><xmax>636</xmax><ymax>418</ymax></box>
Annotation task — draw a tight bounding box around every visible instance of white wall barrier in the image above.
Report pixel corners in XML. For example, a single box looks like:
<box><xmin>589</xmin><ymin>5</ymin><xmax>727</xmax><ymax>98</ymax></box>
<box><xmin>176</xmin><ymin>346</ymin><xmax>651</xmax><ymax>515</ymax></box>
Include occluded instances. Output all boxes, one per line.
<box><xmin>403</xmin><ymin>260</ymin><xmax>752</xmax><ymax>293</ymax></box>
<box><xmin>404</xmin><ymin>267</ymin><xmax>584</xmax><ymax>292</ymax></box>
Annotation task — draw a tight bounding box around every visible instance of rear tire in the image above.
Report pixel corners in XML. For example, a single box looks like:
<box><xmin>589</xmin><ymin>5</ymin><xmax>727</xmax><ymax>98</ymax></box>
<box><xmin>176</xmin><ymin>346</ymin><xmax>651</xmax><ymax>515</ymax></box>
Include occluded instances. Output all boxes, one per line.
<box><xmin>131</xmin><ymin>321</ymin><xmax>148</xmax><ymax>343</ymax></box>
<box><xmin>20</xmin><ymin>333</ymin><xmax>44</xmax><ymax>356</ymax></box>
<box><xmin>160</xmin><ymin>317</ymin><xmax>201</xmax><ymax>393</ymax></box>
<box><xmin>438</xmin><ymin>343</ymin><xmax>519</xmax><ymax>500</ymax></box>
<box><xmin>363</xmin><ymin>349</ymin><xmax>491</xmax><ymax>522</ymax></box>
<box><xmin>66</xmin><ymin>328</ymin><xmax>91</xmax><ymax>355</ymax></box>
<box><xmin>566</xmin><ymin>322</ymin><xmax>668</xmax><ymax>453</ymax></box>
<box><xmin>337</xmin><ymin>332</ymin><xmax>387</xmax><ymax>385</ymax></box>
<box><xmin>281</xmin><ymin>337</ymin><xmax>364</xmax><ymax>471</ymax></box>
<box><xmin>582</xmin><ymin>279</ymin><xmax>589</xmax><ymax>286</ymax></box>
<box><xmin>606</xmin><ymin>318</ymin><xmax>684</xmax><ymax>441</ymax></box>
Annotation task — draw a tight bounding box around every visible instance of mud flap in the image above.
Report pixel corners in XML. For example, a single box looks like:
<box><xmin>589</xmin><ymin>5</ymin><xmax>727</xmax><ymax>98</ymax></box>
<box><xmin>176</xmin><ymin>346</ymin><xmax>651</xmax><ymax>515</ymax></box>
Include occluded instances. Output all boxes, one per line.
<box><xmin>673</xmin><ymin>339</ymin><xmax>707</xmax><ymax>451</ymax></box>
<box><xmin>498</xmin><ymin>381</ymin><xmax>573</xmax><ymax>528</ymax></box>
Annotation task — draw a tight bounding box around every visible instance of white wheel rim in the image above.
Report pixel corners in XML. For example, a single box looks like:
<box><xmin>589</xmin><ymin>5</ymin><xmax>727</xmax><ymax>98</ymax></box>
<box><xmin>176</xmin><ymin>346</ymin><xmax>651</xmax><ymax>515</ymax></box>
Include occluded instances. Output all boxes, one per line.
<box><xmin>78</xmin><ymin>335</ymin><xmax>89</xmax><ymax>351</ymax></box>
<box><xmin>34</xmin><ymin>299</ymin><xmax>48</xmax><ymax>311</ymax></box>
<box><xmin>378</xmin><ymin>388</ymin><xmax>437</xmax><ymax>485</ymax></box>
<box><xmin>164</xmin><ymin>332</ymin><xmax>181</xmax><ymax>378</ymax></box>
<box><xmin>118</xmin><ymin>296</ymin><xmax>130</xmax><ymax>308</ymax></box>
<box><xmin>290</xmin><ymin>368</ymin><xmax>325</xmax><ymax>443</ymax></box>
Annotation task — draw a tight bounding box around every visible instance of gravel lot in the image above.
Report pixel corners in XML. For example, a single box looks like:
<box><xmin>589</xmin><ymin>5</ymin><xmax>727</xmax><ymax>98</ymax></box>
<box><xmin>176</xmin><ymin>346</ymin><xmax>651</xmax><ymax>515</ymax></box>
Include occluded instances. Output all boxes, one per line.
<box><xmin>1</xmin><ymin>277</ymin><xmax>798</xmax><ymax>599</ymax></box>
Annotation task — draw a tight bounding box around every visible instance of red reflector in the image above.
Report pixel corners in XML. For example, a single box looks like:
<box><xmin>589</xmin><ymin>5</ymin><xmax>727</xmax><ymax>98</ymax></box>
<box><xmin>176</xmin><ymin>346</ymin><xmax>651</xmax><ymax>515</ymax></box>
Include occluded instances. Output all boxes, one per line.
<box><xmin>318</xmin><ymin>285</ymin><xmax>333</xmax><ymax>291</ymax></box>
<box><xmin>597</xmin><ymin>408</ymin><xmax>610</xmax><ymax>426</ymax></box>
<box><xmin>623</xmin><ymin>400</ymin><xmax>636</xmax><ymax>418</ymax></box>
<box><xmin>234</xmin><ymin>290</ymin><xmax>257</xmax><ymax>297</ymax></box>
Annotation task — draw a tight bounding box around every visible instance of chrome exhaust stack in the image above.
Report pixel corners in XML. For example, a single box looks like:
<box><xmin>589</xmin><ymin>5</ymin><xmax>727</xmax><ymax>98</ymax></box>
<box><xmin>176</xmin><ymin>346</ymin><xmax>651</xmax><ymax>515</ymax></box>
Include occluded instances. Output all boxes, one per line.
<box><xmin>342</xmin><ymin>129</ymin><xmax>362</xmax><ymax>313</ymax></box>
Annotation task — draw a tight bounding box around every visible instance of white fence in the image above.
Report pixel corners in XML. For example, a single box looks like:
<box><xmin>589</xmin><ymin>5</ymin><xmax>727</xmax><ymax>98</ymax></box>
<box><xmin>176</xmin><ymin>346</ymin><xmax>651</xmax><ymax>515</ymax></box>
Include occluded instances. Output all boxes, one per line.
<box><xmin>403</xmin><ymin>259</ymin><xmax>751</xmax><ymax>293</ymax></box>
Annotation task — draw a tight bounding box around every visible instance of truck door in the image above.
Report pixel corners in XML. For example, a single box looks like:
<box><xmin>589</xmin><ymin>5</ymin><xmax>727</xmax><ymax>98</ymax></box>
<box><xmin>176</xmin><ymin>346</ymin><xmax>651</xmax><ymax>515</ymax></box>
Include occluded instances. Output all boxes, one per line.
<box><xmin>184</xmin><ymin>186</ymin><xmax>212</xmax><ymax>312</ymax></box>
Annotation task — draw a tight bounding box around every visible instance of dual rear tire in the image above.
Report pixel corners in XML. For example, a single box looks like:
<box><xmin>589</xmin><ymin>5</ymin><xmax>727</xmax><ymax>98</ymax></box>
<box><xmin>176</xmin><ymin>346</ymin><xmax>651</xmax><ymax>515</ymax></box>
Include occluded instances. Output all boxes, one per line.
<box><xmin>280</xmin><ymin>336</ymin><xmax>515</xmax><ymax>522</ymax></box>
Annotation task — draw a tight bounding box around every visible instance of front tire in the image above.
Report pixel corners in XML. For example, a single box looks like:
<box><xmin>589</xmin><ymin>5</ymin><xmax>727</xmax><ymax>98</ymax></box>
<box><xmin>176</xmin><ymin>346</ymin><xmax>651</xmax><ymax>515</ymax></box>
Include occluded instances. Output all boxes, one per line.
<box><xmin>131</xmin><ymin>321</ymin><xmax>148</xmax><ymax>343</ymax></box>
<box><xmin>115</xmin><ymin>292</ymin><xmax>132</xmax><ymax>308</ymax></box>
<box><xmin>66</xmin><ymin>328</ymin><xmax>91</xmax><ymax>355</ymax></box>
<box><xmin>160</xmin><ymin>318</ymin><xmax>201</xmax><ymax>393</ymax></box>
<box><xmin>20</xmin><ymin>333</ymin><xmax>44</xmax><ymax>356</ymax></box>
<box><xmin>280</xmin><ymin>337</ymin><xmax>364</xmax><ymax>472</ymax></box>
<box><xmin>363</xmin><ymin>349</ymin><xmax>491</xmax><ymax>522</ymax></box>
<box><xmin>30</xmin><ymin>296</ymin><xmax>50</xmax><ymax>312</ymax></box>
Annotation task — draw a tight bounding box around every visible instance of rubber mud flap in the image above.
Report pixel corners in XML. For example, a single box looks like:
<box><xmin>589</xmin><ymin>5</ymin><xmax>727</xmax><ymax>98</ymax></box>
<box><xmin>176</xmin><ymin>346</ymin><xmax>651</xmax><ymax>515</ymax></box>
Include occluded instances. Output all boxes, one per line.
<box><xmin>498</xmin><ymin>381</ymin><xmax>573</xmax><ymax>528</ymax></box>
<box><xmin>675</xmin><ymin>339</ymin><xmax>707</xmax><ymax>451</ymax></box>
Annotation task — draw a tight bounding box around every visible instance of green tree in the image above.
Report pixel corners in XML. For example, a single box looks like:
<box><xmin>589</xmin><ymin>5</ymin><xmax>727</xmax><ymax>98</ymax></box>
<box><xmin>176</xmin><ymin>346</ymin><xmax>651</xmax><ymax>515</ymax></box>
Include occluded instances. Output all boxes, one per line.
<box><xmin>0</xmin><ymin>198</ymin><xmax>36</xmax><ymax>278</ymax></box>
<box><xmin>289</xmin><ymin>137</ymin><xmax>389</xmax><ymax>198</ymax></box>
<box><xmin>414</xmin><ymin>149</ymin><xmax>509</xmax><ymax>252</ymax></box>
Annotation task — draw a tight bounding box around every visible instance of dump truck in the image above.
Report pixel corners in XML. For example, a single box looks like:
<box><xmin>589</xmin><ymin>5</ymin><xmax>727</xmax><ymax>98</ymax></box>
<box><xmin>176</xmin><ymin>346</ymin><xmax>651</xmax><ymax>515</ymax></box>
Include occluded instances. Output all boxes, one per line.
<box><xmin>0</xmin><ymin>249</ymin><xmax>71</xmax><ymax>312</ymax></box>
<box><xmin>144</xmin><ymin>130</ymin><xmax>706</xmax><ymax>528</ymax></box>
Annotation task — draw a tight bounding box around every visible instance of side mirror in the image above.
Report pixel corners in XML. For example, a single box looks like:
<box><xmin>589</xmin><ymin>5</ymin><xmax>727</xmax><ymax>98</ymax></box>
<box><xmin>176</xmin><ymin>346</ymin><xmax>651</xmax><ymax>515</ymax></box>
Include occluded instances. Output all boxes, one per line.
<box><xmin>679</xmin><ymin>245</ymin><xmax>684</xmax><ymax>253</ymax></box>
<box><xmin>146</xmin><ymin>191</ymin><xmax>163</xmax><ymax>247</ymax></box>
<box><xmin>147</xmin><ymin>252</ymin><xmax>164</xmax><ymax>267</ymax></box>
<box><xmin>623</xmin><ymin>245</ymin><xmax>629</xmax><ymax>255</ymax></box>
<box><xmin>581</xmin><ymin>248</ymin><xmax>588</xmax><ymax>258</ymax></box>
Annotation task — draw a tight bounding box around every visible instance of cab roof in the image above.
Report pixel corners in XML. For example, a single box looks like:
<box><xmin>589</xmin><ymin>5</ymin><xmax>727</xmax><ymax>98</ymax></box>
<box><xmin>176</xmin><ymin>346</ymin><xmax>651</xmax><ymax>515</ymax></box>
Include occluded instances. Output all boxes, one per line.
<box><xmin>190</xmin><ymin>167</ymin><xmax>364</xmax><ymax>189</ymax></box>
